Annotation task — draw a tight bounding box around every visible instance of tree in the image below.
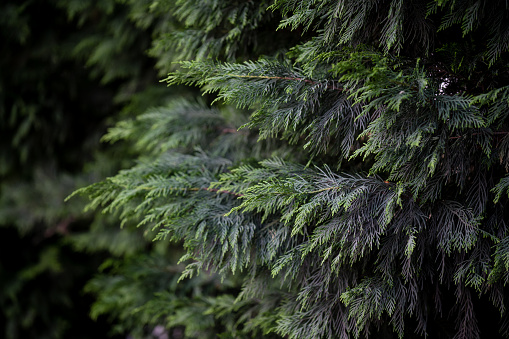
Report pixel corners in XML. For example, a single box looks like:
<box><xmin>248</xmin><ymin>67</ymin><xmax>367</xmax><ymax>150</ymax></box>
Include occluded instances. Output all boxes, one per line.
<box><xmin>76</xmin><ymin>0</ymin><xmax>509</xmax><ymax>338</ymax></box>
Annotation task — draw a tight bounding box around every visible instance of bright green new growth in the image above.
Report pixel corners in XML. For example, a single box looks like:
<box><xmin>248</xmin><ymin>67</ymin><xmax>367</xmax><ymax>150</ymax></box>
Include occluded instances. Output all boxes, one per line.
<box><xmin>76</xmin><ymin>0</ymin><xmax>509</xmax><ymax>338</ymax></box>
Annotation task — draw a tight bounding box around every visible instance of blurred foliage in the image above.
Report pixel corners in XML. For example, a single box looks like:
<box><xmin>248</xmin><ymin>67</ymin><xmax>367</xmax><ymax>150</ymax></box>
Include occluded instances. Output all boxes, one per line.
<box><xmin>0</xmin><ymin>0</ymin><xmax>173</xmax><ymax>337</ymax></box>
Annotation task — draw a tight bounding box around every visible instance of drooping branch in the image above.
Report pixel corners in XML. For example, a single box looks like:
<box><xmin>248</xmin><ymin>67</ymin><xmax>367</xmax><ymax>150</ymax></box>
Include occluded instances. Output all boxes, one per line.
<box><xmin>136</xmin><ymin>185</ymin><xmax>244</xmax><ymax>197</ymax></box>
<box><xmin>449</xmin><ymin>131</ymin><xmax>509</xmax><ymax>139</ymax></box>
<box><xmin>226</xmin><ymin>74</ymin><xmax>344</xmax><ymax>91</ymax></box>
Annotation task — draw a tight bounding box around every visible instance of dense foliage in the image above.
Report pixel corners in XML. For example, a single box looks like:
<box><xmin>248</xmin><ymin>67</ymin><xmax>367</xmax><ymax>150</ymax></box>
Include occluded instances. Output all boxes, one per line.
<box><xmin>6</xmin><ymin>0</ymin><xmax>509</xmax><ymax>338</ymax></box>
<box><xmin>78</xmin><ymin>1</ymin><xmax>509</xmax><ymax>338</ymax></box>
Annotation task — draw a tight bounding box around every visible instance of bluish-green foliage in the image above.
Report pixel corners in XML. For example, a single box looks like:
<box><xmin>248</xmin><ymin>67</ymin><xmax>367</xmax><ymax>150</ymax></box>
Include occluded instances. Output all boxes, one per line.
<box><xmin>74</xmin><ymin>0</ymin><xmax>509</xmax><ymax>338</ymax></box>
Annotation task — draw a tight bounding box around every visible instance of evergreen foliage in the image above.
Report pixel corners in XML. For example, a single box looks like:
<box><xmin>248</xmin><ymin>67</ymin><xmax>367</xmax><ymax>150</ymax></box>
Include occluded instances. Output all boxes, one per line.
<box><xmin>68</xmin><ymin>0</ymin><xmax>509</xmax><ymax>338</ymax></box>
<box><xmin>0</xmin><ymin>0</ymin><xmax>173</xmax><ymax>337</ymax></box>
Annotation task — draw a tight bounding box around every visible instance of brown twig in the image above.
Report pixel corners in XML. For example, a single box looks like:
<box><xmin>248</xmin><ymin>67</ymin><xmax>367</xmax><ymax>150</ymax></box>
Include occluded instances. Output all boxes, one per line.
<box><xmin>220</xmin><ymin>127</ymin><xmax>249</xmax><ymax>135</ymax></box>
<box><xmin>226</xmin><ymin>74</ymin><xmax>344</xmax><ymax>91</ymax></box>
<box><xmin>137</xmin><ymin>185</ymin><xmax>244</xmax><ymax>197</ymax></box>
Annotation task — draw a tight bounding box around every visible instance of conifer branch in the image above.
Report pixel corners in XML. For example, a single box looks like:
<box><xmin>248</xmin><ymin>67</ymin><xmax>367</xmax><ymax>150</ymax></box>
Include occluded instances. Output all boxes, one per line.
<box><xmin>137</xmin><ymin>185</ymin><xmax>244</xmax><ymax>197</ymax></box>
<box><xmin>73</xmin><ymin>0</ymin><xmax>509</xmax><ymax>337</ymax></box>
<box><xmin>225</xmin><ymin>73</ymin><xmax>344</xmax><ymax>91</ymax></box>
<box><xmin>449</xmin><ymin>131</ymin><xmax>509</xmax><ymax>139</ymax></box>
